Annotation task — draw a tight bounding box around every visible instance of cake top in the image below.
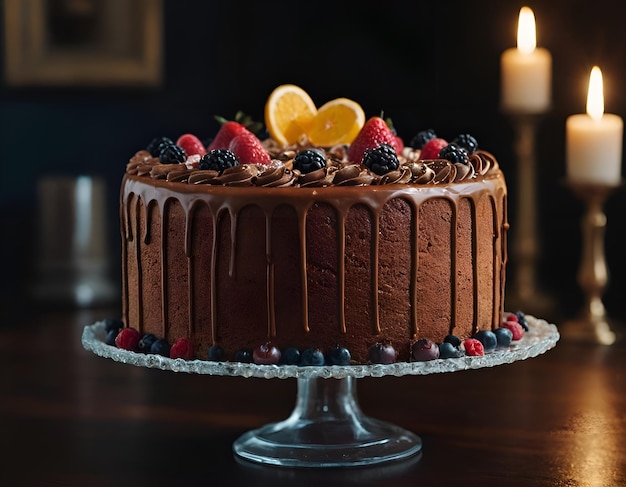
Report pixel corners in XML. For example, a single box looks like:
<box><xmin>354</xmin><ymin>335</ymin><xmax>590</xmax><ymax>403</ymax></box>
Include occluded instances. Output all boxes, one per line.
<box><xmin>126</xmin><ymin>84</ymin><xmax>500</xmax><ymax>187</ymax></box>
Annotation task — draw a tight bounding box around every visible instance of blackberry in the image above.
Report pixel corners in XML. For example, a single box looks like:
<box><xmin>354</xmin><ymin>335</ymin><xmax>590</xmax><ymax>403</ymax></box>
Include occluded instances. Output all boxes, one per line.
<box><xmin>159</xmin><ymin>144</ymin><xmax>187</xmax><ymax>164</ymax></box>
<box><xmin>147</xmin><ymin>136</ymin><xmax>174</xmax><ymax>157</ymax></box>
<box><xmin>199</xmin><ymin>149</ymin><xmax>239</xmax><ymax>173</ymax></box>
<box><xmin>362</xmin><ymin>143</ymin><xmax>400</xmax><ymax>175</ymax></box>
<box><xmin>410</xmin><ymin>129</ymin><xmax>437</xmax><ymax>149</ymax></box>
<box><xmin>452</xmin><ymin>134</ymin><xmax>478</xmax><ymax>154</ymax></box>
<box><xmin>439</xmin><ymin>143</ymin><xmax>469</xmax><ymax>164</ymax></box>
<box><xmin>293</xmin><ymin>148</ymin><xmax>326</xmax><ymax>174</ymax></box>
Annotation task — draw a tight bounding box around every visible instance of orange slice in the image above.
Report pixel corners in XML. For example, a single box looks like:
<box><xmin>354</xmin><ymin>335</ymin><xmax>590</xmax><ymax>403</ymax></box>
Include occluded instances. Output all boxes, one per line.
<box><xmin>307</xmin><ymin>97</ymin><xmax>365</xmax><ymax>146</ymax></box>
<box><xmin>264</xmin><ymin>84</ymin><xmax>317</xmax><ymax>145</ymax></box>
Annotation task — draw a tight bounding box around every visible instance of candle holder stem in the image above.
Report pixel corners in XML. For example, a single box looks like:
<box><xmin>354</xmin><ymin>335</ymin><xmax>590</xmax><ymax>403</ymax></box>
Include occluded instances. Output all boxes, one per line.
<box><xmin>563</xmin><ymin>183</ymin><xmax>618</xmax><ymax>345</ymax></box>
<box><xmin>506</xmin><ymin>114</ymin><xmax>555</xmax><ymax>318</ymax></box>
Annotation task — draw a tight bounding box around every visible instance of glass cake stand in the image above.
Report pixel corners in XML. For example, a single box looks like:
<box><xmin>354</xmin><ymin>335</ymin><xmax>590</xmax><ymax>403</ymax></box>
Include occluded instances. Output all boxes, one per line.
<box><xmin>82</xmin><ymin>315</ymin><xmax>559</xmax><ymax>468</ymax></box>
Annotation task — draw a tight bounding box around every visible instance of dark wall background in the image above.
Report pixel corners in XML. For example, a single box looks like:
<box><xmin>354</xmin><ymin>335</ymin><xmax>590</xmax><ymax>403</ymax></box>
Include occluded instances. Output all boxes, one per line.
<box><xmin>1</xmin><ymin>0</ymin><xmax>625</xmax><ymax>327</ymax></box>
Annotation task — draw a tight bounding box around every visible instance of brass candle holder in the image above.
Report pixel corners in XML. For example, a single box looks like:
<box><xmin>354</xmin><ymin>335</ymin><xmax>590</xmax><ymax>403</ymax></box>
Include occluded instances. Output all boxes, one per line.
<box><xmin>562</xmin><ymin>181</ymin><xmax>621</xmax><ymax>345</ymax></box>
<box><xmin>505</xmin><ymin>114</ymin><xmax>556</xmax><ymax>318</ymax></box>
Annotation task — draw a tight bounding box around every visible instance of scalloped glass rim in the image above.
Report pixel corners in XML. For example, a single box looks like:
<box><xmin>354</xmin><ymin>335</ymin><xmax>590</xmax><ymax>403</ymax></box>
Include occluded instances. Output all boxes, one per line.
<box><xmin>81</xmin><ymin>315</ymin><xmax>559</xmax><ymax>379</ymax></box>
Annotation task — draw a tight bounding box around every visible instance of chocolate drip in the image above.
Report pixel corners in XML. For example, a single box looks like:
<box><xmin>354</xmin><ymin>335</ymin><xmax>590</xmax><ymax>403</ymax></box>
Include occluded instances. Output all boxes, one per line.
<box><xmin>121</xmin><ymin>173</ymin><xmax>508</xmax><ymax>361</ymax></box>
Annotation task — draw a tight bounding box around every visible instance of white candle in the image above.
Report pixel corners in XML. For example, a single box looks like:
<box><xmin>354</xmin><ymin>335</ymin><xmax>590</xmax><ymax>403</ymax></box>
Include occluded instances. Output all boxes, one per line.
<box><xmin>500</xmin><ymin>6</ymin><xmax>552</xmax><ymax>113</ymax></box>
<box><xmin>566</xmin><ymin>66</ymin><xmax>623</xmax><ymax>185</ymax></box>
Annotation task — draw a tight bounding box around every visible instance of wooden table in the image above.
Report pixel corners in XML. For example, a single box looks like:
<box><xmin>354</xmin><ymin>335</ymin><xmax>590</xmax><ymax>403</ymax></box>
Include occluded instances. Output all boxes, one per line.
<box><xmin>1</xmin><ymin>306</ymin><xmax>625</xmax><ymax>487</ymax></box>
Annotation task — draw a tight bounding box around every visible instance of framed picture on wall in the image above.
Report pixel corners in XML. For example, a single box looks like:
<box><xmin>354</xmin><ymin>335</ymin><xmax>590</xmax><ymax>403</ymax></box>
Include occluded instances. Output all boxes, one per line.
<box><xmin>3</xmin><ymin>0</ymin><xmax>163</xmax><ymax>87</ymax></box>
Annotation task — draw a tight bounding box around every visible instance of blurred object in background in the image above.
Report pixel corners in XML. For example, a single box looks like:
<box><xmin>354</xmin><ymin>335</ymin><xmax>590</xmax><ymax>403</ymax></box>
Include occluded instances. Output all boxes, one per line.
<box><xmin>30</xmin><ymin>175</ymin><xmax>118</xmax><ymax>307</ymax></box>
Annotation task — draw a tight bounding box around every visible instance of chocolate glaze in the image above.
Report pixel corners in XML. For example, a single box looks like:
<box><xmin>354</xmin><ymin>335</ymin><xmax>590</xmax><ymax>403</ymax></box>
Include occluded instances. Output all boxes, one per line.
<box><xmin>121</xmin><ymin>171</ymin><xmax>508</xmax><ymax>363</ymax></box>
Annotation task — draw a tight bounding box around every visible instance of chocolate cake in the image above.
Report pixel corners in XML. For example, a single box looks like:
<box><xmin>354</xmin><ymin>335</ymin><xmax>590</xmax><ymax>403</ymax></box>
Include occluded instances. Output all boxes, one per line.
<box><xmin>120</xmin><ymin>137</ymin><xmax>508</xmax><ymax>364</ymax></box>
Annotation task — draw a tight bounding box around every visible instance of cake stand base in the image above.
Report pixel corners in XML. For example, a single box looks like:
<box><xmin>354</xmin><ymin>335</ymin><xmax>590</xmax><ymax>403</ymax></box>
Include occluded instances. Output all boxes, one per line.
<box><xmin>233</xmin><ymin>376</ymin><xmax>421</xmax><ymax>467</ymax></box>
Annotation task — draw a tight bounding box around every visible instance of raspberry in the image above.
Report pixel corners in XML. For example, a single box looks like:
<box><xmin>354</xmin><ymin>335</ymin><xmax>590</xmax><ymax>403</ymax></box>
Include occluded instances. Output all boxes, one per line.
<box><xmin>463</xmin><ymin>338</ymin><xmax>485</xmax><ymax>356</ymax></box>
<box><xmin>419</xmin><ymin>137</ymin><xmax>448</xmax><ymax>160</ymax></box>
<box><xmin>501</xmin><ymin>320</ymin><xmax>525</xmax><ymax>341</ymax></box>
<box><xmin>503</xmin><ymin>311</ymin><xmax>519</xmax><ymax>323</ymax></box>
<box><xmin>114</xmin><ymin>327</ymin><xmax>141</xmax><ymax>351</ymax></box>
<box><xmin>170</xmin><ymin>338</ymin><xmax>194</xmax><ymax>360</ymax></box>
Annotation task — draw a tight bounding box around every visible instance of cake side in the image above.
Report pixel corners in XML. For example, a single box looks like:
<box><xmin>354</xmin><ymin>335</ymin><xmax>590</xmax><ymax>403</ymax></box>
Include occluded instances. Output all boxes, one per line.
<box><xmin>121</xmin><ymin>171</ymin><xmax>507</xmax><ymax>363</ymax></box>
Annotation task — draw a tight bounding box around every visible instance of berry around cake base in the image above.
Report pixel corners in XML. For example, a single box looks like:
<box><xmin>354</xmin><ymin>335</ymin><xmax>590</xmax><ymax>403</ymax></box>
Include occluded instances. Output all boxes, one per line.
<box><xmin>120</xmin><ymin>167</ymin><xmax>508</xmax><ymax>364</ymax></box>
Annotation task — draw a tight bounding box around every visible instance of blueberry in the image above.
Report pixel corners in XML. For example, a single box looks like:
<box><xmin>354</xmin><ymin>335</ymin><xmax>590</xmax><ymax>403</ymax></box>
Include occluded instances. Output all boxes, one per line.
<box><xmin>233</xmin><ymin>349</ymin><xmax>253</xmax><ymax>363</ymax></box>
<box><xmin>280</xmin><ymin>347</ymin><xmax>301</xmax><ymax>365</ymax></box>
<box><xmin>326</xmin><ymin>346</ymin><xmax>351</xmax><ymax>365</ymax></box>
<box><xmin>438</xmin><ymin>342</ymin><xmax>462</xmax><ymax>358</ymax></box>
<box><xmin>105</xmin><ymin>329</ymin><xmax>118</xmax><ymax>346</ymax></box>
<box><xmin>494</xmin><ymin>327</ymin><xmax>513</xmax><ymax>348</ymax></box>
<box><xmin>104</xmin><ymin>318</ymin><xmax>124</xmax><ymax>333</ymax></box>
<box><xmin>412</xmin><ymin>338</ymin><xmax>440</xmax><ymax>361</ymax></box>
<box><xmin>138</xmin><ymin>333</ymin><xmax>158</xmax><ymax>353</ymax></box>
<box><xmin>362</xmin><ymin>143</ymin><xmax>400</xmax><ymax>175</ymax></box>
<box><xmin>300</xmin><ymin>348</ymin><xmax>326</xmax><ymax>366</ymax></box>
<box><xmin>207</xmin><ymin>345</ymin><xmax>224</xmax><ymax>361</ymax></box>
<box><xmin>367</xmin><ymin>342</ymin><xmax>397</xmax><ymax>364</ymax></box>
<box><xmin>293</xmin><ymin>149</ymin><xmax>326</xmax><ymax>174</ymax></box>
<box><xmin>444</xmin><ymin>335</ymin><xmax>462</xmax><ymax>348</ymax></box>
<box><xmin>515</xmin><ymin>311</ymin><xmax>529</xmax><ymax>331</ymax></box>
<box><xmin>150</xmin><ymin>339</ymin><xmax>171</xmax><ymax>357</ymax></box>
<box><xmin>473</xmin><ymin>330</ymin><xmax>498</xmax><ymax>352</ymax></box>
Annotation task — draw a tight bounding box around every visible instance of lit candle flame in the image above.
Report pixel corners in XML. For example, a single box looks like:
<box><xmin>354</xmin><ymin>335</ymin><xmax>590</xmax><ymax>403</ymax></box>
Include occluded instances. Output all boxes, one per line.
<box><xmin>517</xmin><ymin>6</ymin><xmax>537</xmax><ymax>54</ymax></box>
<box><xmin>586</xmin><ymin>66</ymin><xmax>604</xmax><ymax>121</ymax></box>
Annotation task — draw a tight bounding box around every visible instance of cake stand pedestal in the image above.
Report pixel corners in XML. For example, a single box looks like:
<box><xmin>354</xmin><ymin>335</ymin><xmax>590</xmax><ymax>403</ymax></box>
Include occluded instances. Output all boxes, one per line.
<box><xmin>82</xmin><ymin>315</ymin><xmax>559</xmax><ymax>469</ymax></box>
<box><xmin>232</xmin><ymin>375</ymin><xmax>421</xmax><ymax>467</ymax></box>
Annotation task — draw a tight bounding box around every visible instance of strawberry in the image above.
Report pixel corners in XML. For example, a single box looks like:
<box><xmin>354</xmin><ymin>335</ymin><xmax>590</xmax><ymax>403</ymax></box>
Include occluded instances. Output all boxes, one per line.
<box><xmin>229</xmin><ymin>130</ymin><xmax>271</xmax><ymax>165</ymax></box>
<box><xmin>347</xmin><ymin>116</ymin><xmax>399</xmax><ymax>164</ymax></box>
<box><xmin>393</xmin><ymin>134</ymin><xmax>405</xmax><ymax>154</ymax></box>
<box><xmin>207</xmin><ymin>121</ymin><xmax>249</xmax><ymax>151</ymax></box>
<box><xmin>170</xmin><ymin>337</ymin><xmax>195</xmax><ymax>360</ymax></box>
<box><xmin>176</xmin><ymin>133</ymin><xmax>206</xmax><ymax>156</ymax></box>
<box><xmin>419</xmin><ymin>137</ymin><xmax>448</xmax><ymax>160</ymax></box>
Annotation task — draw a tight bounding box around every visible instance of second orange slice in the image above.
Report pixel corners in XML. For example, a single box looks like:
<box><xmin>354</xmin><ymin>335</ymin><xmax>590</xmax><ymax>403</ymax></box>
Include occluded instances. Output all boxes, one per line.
<box><xmin>307</xmin><ymin>97</ymin><xmax>365</xmax><ymax>146</ymax></box>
